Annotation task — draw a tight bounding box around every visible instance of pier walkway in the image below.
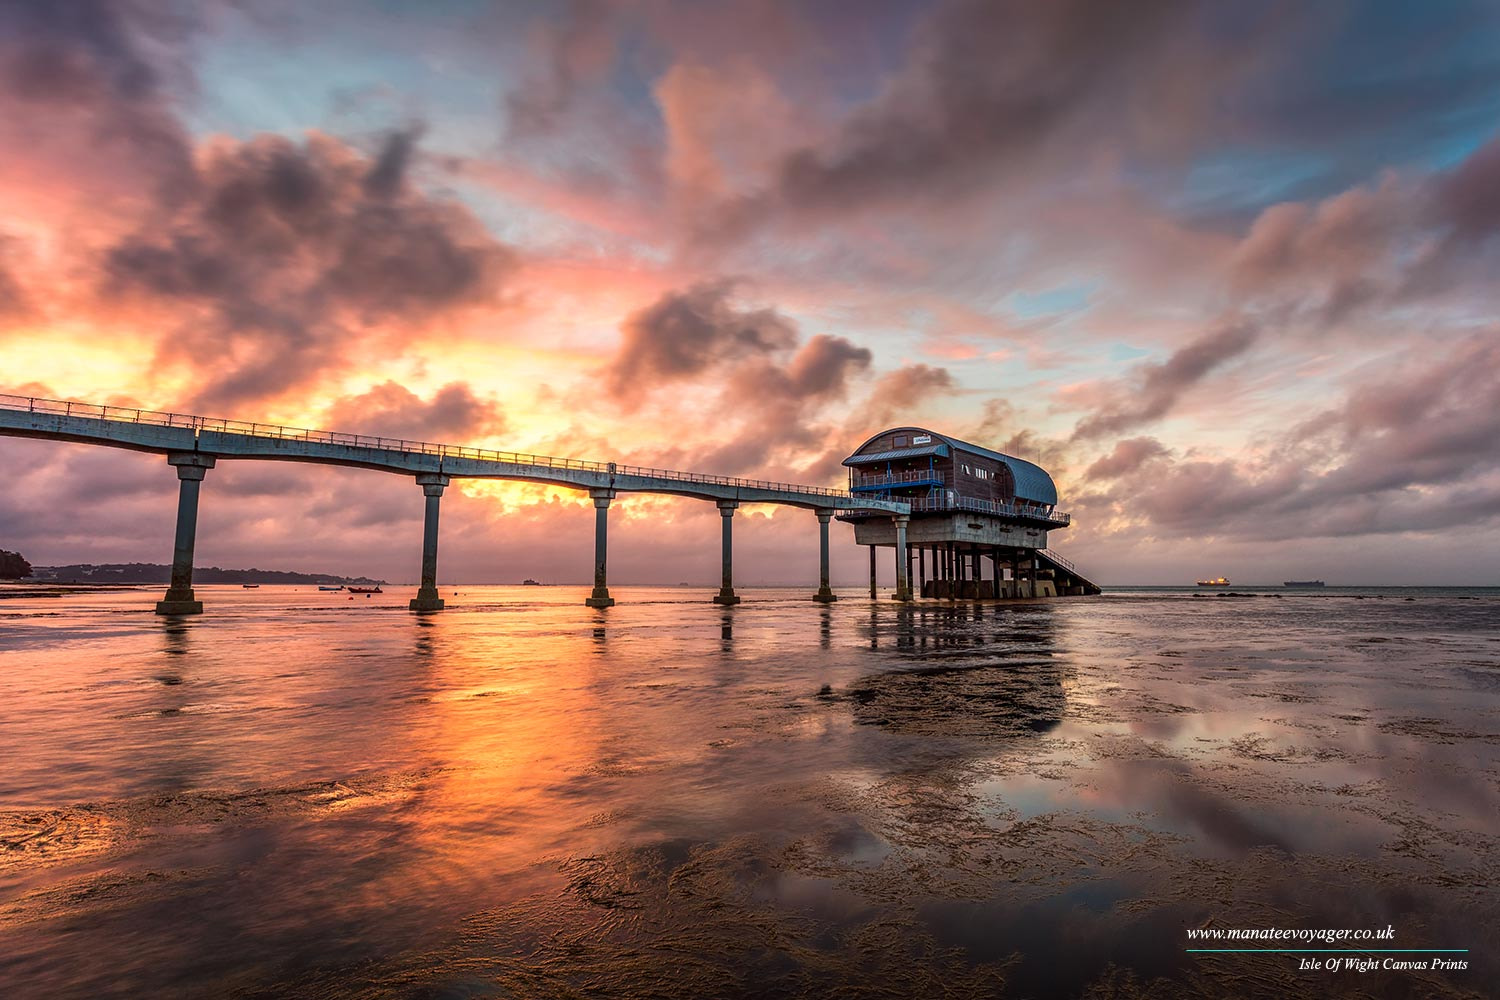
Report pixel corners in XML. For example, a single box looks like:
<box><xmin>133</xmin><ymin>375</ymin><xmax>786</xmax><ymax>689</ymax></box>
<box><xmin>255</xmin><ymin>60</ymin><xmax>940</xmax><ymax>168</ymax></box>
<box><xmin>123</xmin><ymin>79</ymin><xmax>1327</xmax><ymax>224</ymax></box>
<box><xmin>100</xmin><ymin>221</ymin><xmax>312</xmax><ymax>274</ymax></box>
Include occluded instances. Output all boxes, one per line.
<box><xmin>1</xmin><ymin>394</ymin><xmax>908</xmax><ymax>613</ymax></box>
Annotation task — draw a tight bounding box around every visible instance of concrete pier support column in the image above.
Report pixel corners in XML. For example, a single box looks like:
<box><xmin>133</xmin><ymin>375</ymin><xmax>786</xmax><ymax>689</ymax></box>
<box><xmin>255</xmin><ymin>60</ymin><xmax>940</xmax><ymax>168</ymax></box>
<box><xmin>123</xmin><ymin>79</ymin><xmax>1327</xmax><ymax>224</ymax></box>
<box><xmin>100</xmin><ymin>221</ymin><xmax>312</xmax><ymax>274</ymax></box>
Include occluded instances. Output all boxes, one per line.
<box><xmin>892</xmin><ymin>516</ymin><xmax>913</xmax><ymax>602</ymax></box>
<box><xmin>155</xmin><ymin>453</ymin><xmax>216</xmax><ymax>615</ymax></box>
<box><xmin>812</xmin><ymin>509</ymin><xmax>836</xmax><ymax>603</ymax></box>
<box><xmin>869</xmin><ymin>545</ymin><xmax>877</xmax><ymax>599</ymax></box>
<box><xmin>918</xmin><ymin>546</ymin><xmax>926</xmax><ymax>593</ymax></box>
<box><xmin>585</xmin><ymin>489</ymin><xmax>616</xmax><ymax>607</ymax></box>
<box><xmin>409</xmin><ymin>474</ymin><xmax>450</xmax><ymax>612</ymax></box>
<box><xmin>713</xmin><ymin>500</ymin><xmax>741</xmax><ymax>605</ymax></box>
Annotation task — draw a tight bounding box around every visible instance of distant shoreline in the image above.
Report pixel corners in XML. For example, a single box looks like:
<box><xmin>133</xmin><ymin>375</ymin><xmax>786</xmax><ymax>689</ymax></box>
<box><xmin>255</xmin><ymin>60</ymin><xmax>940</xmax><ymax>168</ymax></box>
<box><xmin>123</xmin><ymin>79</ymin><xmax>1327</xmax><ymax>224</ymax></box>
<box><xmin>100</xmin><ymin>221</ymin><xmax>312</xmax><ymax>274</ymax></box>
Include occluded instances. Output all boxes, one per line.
<box><xmin>21</xmin><ymin>563</ymin><xmax>386</xmax><ymax>587</ymax></box>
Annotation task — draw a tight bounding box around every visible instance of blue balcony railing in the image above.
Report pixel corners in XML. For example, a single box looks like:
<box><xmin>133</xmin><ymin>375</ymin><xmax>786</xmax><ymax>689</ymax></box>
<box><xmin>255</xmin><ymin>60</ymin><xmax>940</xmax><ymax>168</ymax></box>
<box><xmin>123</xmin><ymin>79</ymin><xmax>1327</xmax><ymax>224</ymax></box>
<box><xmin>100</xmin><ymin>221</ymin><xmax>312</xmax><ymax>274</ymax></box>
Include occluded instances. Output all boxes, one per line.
<box><xmin>850</xmin><ymin>469</ymin><xmax>948</xmax><ymax>491</ymax></box>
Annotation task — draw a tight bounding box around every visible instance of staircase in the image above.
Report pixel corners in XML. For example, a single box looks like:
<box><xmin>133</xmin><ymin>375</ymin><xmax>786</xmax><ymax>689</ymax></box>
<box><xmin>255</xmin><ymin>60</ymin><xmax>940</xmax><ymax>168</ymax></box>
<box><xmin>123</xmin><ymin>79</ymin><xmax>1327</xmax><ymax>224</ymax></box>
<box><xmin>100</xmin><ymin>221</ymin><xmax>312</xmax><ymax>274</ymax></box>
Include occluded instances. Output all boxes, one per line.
<box><xmin>1038</xmin><ymin>548</ymin><xmax>1102</xmax><ymax>595</ymax></box>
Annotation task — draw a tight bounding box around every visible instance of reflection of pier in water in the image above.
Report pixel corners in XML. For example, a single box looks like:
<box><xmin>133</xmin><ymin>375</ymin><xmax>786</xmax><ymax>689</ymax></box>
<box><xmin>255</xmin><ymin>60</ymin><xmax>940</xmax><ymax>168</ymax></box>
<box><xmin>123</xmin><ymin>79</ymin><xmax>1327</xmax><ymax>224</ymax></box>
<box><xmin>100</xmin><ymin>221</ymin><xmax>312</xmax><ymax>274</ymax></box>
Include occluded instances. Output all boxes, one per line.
<box><xmin>844</xmin><ymin>603</ymin><xmax>1071</xmax><ymax>740</ymax></box>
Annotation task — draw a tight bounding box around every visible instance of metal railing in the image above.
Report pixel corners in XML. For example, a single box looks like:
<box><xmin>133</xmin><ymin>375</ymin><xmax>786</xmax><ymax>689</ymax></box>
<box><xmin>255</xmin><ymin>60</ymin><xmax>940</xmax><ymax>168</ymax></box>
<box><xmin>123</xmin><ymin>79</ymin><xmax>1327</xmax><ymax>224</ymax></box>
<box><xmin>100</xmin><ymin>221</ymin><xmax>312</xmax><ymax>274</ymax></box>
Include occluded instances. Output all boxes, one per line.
<box><xmin>850</xmin><ymin>469</ymin><xmax>948</xmax><ymax>489</ymax></box>
<box><xmin>0</xmin><ymin>393</ymin><xmax>877</xmax><ymax>502</ymax></box>
<box><xmin>1040</xmin><ymin>548</ymin><xmax>1076</xmax><ymax>573</ymax></box>
<box><xmin>906</xmin><ymin>494</ymin><xmax>1070</xmax><ymax>525</ymax></box>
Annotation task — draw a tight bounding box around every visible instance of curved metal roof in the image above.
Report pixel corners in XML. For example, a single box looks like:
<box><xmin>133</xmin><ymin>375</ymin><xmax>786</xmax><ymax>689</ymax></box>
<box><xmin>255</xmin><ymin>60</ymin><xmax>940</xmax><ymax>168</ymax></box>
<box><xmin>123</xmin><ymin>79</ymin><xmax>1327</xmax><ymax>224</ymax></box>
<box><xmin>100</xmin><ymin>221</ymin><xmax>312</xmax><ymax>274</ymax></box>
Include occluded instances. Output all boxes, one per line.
<box><xmin>845</xmin><ymin>426</ymin><xmax>1059</xmax><ymax>506</ymax></box>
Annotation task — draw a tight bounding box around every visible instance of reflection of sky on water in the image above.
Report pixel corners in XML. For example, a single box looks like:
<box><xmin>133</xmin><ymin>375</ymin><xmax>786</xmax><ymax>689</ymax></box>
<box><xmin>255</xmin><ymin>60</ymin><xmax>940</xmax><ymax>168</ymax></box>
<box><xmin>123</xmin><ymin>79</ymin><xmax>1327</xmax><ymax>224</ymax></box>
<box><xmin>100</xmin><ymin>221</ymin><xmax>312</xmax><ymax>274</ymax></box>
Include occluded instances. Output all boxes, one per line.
<box><xmin>0</xmin><ymin>585</ymin><xmax>1496</xmax><ymax>996</ymax></box>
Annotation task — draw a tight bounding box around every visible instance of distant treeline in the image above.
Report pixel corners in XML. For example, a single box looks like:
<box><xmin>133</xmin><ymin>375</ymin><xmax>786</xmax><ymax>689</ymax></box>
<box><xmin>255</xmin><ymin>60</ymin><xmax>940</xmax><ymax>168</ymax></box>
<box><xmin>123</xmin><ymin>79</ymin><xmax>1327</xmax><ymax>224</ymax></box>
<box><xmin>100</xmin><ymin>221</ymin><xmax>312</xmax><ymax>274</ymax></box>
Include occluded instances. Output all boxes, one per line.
<box><xmin>28</xmin><ymin>563</ymin><xmax>386</xmax><ymax>586</ymax></box>
<box><xmin>1</xmin><ymin>549</ymin><xmax>32</xmax><ymax>579</ymax></box>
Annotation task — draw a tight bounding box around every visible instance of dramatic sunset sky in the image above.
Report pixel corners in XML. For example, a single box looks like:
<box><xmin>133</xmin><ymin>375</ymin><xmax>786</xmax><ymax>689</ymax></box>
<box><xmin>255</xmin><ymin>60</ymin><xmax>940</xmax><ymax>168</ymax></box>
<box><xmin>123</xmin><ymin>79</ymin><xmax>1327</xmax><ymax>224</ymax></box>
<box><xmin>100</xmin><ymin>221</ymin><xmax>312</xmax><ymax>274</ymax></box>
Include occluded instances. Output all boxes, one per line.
<box><xmin>2</xmin><ymin>0</ymin><xmax>1498</xmax><ymax>586</ymax></box>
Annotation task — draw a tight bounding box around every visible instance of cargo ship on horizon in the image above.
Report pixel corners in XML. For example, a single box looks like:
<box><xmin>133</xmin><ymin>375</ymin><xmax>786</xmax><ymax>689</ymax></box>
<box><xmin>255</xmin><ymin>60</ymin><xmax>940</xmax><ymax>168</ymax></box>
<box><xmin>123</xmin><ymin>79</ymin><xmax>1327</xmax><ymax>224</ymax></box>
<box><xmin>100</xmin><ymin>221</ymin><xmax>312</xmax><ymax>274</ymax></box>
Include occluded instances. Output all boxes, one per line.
<box><xmin>1283</xmin><ymin>580</ymin><xmax>1326</xmax><ymax>587</ymax></box>
<box><xmin>1196</xmin><ymin>577</ymin><xmax>1230</xmax><ymax>587</ymax></box>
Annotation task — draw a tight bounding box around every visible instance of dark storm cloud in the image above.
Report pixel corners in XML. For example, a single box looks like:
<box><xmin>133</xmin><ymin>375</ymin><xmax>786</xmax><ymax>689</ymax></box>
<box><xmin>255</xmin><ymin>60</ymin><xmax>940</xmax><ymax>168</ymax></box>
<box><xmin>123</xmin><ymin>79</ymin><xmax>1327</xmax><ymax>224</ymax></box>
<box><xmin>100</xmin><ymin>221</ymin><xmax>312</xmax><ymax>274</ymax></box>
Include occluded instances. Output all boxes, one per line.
<box><xmin>762</xmin><ymin>334</ymin><xmax>873</xmax><ymax>400</ymax></box>
<box><xmin>1084</xmin><ymin>437</ymin><xmax>1170</xmax><ymax>481</ymax></box>
<box><xmin>1314</xmin><ymin>335</ymin><xmax>1500</xmax><ymax>498</ymax></box>
<box><xmin>691</xmin><ymin>0</ymin><xmax>1296</xmax><ymax>246</ymax></box>
<box><xmin>1231</xmin><ymin>183</ymin><xmax>1406</xmax><ymax>289</ymax></box>
<box><xmin>1406</xmin><ymin>134</ymin><xmax>1500</xmax><ymax>297</ymax></box>
<box><xmin>0</xmin><ymin>0</ymin><xmax>196</xmax><ymax>192</ymax></box>
<box><xmin>762</xmin><ymin>0</ymin><xmax>1196</xmax><ymax>212</ymax></box>
<box><xmin>968</xmin><ymin>399</ymin><xmax>1016</xmax><ymax>445</ymax></box>
<box><xmin>675</xmin><ymin>0</ymin><xmax>1500</xmax><ymax>252</ymax></box>
<box><xmin>1206</xmin><ymin>130</ymin><xmax>1500</xmax><ymax>335</ymax></box>
<box><xmin>1087</xmin><ymin>331</ymin><xmax>1500</xmax><ymax>540</ymax></box>
<box><xmin>702</xmin><ymin>335</ymin><xmax>873</xmax><ymax>466</ymax></box>
<box><xmin>606</xmin><ymin>281</ymin><xmax>800</xmax><ymax>402</ymax></box>
<box><xmin>603</xmin><ymin>281</ymin><xmax>893</xmax><ymax>477</ymax></box>
<box><xmin>362</xmin><ymin>124</ymin><xmax>419</xmax><ymax>198</ymax></box>
<box><xmin>873</xmin><ymin>363</ymin><xmax>954</xmax><ymax>399</ymax></box>
<box><xmin>323</xmin><ymin>381</ymin><xmax>507</xmax><ymax>443</ymax></box>
<box><xmin>960</xmin><ymin>400</ymin><xmax>1071</xmax><ymax>472</ymax></box>
<box><xmin>852</xmin><ymin>364</ymin><xmax>955</xmax><ymax>430</ymax></box>
<box><xmin>1072</xmin><ymin>321</ymin><xmax>1259</xmax><ymax>440</ymax></box>
<box><xmin>504</xmin><ymin>0</ymin><xmax>614</xmax><ymax>139</ymax></box>
<box><xmin>1431</xmin><ymin>135</ymin><xmax>1500</xmax><ymax>241</ymax></box>
<box><xmin>105</xmin><ymin>129</ymin><xmax>518</xmax><ymax>411</ymax></box>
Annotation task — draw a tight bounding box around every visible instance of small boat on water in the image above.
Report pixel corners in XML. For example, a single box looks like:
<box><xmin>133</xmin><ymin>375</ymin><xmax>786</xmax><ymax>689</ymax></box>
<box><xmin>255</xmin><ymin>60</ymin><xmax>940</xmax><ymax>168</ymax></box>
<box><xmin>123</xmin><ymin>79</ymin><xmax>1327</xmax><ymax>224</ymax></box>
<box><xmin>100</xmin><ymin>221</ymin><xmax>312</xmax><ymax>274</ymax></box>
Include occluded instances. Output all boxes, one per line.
<box><xmin>347</xmin><ymin>586</ymin><xmax>382</xmax><ymax>594</ymax></box>
<box><xmin>1283</xmin><ymin>580</ymin><xmax>1326</xmax><ymax>587</ymax></box>
<box><xmin>241</xmin><ymin>583</ymin><xmax>260</xmax><ymax>589</ymax></box>
<box><xmin>318</xmin><ymin>585</ymin><xmax>345</xmax><ymax>591</ymax></box>
<box><xmin>522</xmin><ymin>579</ymin><xmax>542</xmax><ymax>586</ymax></box>
<box><xmin>1196</xmin><ymin>577</ymin><xmax>1230</xmax><ymax>587</ymax></box>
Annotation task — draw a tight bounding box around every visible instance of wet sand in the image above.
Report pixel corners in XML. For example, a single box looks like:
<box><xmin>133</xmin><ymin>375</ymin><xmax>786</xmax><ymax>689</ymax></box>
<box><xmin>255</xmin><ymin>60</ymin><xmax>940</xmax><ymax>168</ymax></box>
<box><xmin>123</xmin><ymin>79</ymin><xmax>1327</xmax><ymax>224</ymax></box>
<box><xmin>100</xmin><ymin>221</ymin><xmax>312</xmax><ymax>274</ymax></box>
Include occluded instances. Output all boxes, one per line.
<box><xmin>1</xmin><ymin>586</ymin><xmax>1496</xmax><ymax>998</ymax></box>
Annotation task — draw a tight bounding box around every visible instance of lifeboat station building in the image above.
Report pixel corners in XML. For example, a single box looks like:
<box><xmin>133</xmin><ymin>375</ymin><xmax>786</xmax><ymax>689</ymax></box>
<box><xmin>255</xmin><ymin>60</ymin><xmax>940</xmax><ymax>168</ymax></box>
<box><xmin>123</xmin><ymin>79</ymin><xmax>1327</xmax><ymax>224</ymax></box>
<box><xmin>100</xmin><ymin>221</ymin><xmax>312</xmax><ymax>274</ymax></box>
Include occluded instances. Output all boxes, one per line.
<box><xmin>839</xmin><ymin>427</ymin><xmax>1099</xmax><ymax>600</ymax></box>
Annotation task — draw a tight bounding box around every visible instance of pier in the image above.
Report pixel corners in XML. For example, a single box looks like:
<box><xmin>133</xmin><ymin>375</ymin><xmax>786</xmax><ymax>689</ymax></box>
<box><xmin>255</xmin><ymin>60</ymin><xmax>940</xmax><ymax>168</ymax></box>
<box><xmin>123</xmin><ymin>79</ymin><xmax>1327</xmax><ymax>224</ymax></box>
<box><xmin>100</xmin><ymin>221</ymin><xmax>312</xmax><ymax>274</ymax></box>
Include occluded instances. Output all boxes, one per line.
<box><xmin>0</xmin><ymin>398</ymin><xmax>1097</xmax><ymax>612</ymax></box>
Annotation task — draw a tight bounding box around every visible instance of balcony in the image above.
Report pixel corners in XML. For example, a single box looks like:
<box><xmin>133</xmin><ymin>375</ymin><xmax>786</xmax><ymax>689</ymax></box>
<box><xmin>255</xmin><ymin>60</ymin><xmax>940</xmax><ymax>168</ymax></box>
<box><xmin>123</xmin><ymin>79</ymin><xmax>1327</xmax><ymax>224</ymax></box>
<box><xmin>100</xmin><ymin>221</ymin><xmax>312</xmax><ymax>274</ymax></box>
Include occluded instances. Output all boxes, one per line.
<box><xmin>850</xmin><ymin>469</ymin><xmax>948</xmax><ymax>491</ymax></box>
<box><xmin>907</xmin><ymin>495</ymin><xmax>1071</xmax><ymax>526</ymax></box>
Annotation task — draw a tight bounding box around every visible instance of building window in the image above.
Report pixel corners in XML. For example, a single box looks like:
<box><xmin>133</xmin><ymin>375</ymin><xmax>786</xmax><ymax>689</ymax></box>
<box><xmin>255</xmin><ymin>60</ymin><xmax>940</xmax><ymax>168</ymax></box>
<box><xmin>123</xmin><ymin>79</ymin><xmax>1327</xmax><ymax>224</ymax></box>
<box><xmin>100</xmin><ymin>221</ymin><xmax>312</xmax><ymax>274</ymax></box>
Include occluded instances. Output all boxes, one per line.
<box><xmin>893</xmin><ymin>435</ymin><xmax>907</xmax><ymax>447</ymax></box>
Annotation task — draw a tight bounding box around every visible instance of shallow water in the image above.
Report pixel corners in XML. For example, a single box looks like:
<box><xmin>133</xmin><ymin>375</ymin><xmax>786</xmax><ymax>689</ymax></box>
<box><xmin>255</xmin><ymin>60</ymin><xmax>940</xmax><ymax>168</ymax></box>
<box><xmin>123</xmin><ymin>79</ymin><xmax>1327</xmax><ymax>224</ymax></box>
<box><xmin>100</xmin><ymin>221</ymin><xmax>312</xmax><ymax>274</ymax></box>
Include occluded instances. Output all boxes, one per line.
<box><xmin>1</xmin><ymin>585</ymin><xmax>1497</xmax><ymax>998</ymax></box>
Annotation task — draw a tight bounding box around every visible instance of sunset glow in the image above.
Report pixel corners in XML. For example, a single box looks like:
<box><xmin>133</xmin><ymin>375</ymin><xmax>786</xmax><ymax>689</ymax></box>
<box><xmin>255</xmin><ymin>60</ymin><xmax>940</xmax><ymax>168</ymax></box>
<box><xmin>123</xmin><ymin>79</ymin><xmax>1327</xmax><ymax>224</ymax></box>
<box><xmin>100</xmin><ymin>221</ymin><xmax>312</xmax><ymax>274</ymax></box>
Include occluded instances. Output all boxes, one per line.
<box><xmin>3</xmin><ymin>1</ymin><xmax>1498</xmax><ymax>585</ymax></box>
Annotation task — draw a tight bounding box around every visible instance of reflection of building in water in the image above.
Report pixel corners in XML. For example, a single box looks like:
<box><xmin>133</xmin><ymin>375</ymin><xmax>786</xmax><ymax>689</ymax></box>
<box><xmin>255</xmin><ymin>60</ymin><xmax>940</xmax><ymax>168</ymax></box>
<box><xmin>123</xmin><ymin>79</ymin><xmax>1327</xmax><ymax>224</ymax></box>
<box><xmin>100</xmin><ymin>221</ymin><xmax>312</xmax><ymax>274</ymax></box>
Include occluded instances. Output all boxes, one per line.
<box><xmin>839</xmin><ymin>427</ymin><xmax>1100</xmax><ymax>599</ymax></box>
<box><xmin>845</xmin><ymin>605</ymin><xmax>1071</xmax><ymax>739</ymax></box>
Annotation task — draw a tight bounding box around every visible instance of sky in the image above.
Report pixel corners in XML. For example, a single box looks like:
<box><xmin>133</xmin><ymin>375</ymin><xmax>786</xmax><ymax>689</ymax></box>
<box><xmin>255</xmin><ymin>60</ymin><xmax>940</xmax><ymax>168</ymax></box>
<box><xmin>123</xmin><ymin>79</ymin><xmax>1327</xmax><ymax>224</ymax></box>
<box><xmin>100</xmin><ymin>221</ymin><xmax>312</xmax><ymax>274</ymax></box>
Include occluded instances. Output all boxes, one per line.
<box><xmin>2</xmin><ymin>0</ymin><xmax>1499</xmax><ymax>586</ymax></box>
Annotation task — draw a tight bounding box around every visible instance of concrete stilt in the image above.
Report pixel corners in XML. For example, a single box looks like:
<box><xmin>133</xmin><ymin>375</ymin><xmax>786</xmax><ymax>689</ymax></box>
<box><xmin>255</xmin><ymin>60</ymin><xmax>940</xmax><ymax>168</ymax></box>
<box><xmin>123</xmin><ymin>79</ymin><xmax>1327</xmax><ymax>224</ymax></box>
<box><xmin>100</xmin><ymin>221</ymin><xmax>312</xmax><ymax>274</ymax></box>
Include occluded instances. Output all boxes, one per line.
<box><xmin>892</xmin><ymin>515</ymin><xmax>912</xmax><ymax>602</ymax></box>
<box><xmin>155</xmin><ymin>453</ymin><xmax>216</xmax><ymax>615</ymax></box>
<box><xmin>713</xmin><ymin>500</ymin><xmax>741</xmax><ymax>605</ymax></box>
<box><xmin>409</xmin><ymin>474</ymin><xmax>449</xmax><ymax>612</ymax></box>
<box><xmin>869</xmin><ymin>545</ymin><xmax>877</xmax><ymax>599</ymax></box>
<box><xmin>812</xmin><ymin>509</ymin><xmax>836</xmax><ymax>603</ymax></box>
<box><xmin>585</xmin><ymin>489</ymin><xmax>616</xmax><ymax>607</ymax></box>
<box><xmin>918</xmin><ymin>546</ymin><xmax>926</xmax><ymax>596</ymax></box>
